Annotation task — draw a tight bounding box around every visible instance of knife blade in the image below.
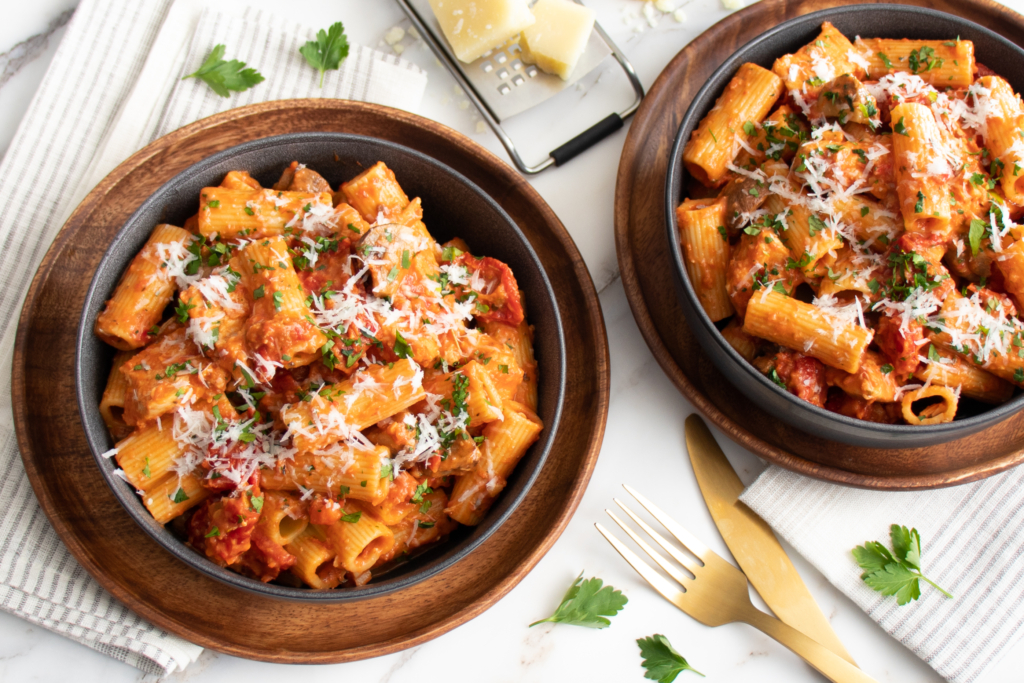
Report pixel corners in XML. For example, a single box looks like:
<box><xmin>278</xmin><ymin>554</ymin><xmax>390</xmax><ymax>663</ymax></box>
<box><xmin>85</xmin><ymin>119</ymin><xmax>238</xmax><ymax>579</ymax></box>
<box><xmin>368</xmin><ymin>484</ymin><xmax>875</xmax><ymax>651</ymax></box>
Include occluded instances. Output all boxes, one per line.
<box><xmin>685</xmin><ymin>414</ymin><xmax>858</xmax><ymax>667</ymax></box>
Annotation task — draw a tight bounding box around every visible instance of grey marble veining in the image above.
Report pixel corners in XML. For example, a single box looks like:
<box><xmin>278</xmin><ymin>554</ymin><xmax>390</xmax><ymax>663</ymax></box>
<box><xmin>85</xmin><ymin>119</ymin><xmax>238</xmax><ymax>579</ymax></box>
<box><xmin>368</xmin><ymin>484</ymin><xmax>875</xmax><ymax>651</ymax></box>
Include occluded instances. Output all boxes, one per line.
<box><xmin>0</xmin><ymin>8</ymin><xmax>74</xmax><ymax>90</ymax></box>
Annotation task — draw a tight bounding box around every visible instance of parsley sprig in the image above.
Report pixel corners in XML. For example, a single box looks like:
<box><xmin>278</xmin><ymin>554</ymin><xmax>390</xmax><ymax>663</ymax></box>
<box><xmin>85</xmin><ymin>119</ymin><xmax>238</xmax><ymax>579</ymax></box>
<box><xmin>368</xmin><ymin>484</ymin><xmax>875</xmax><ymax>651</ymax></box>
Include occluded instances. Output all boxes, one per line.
<box><xmin>529</xmin><ymin>572</ymin><xmax>627</xmax><ymax>628</ymax></box>
<box><xmin>183</xmin><ymin>44</ymin><xmax>264</xmax><ymax>97</ymax></box>
<box><xmin>299</xmin><ymin>22</ymin><xmax>350</xmax><ymax>87</ymax></box>
<box><xmin>638</xmin><ymin>634</ymin><xmax>704</xmax><ymax>681</ymax></box>
<box><xmin>853</xmin><ymin>524</ymin><xmax>952</xmax><ymax>605</ymax></box>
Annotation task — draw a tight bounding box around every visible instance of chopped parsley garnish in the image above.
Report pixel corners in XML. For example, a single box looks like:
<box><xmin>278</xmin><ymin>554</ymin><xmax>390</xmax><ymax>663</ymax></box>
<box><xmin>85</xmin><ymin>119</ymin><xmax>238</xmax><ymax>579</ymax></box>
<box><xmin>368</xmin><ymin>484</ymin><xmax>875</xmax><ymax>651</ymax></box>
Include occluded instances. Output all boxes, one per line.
<box><xmin>412</xmin><ymin>483</ymin><xmax>433</xmax><ymax>502</ymax></box>
<box><xmin>807</xmin><ymin>214</ymin><xmax>827</xmax><ymax>236</ymax></box>
<box><xmin>969</xmin><ymin>218</ymin><xmax>986</xmax><ymax>256</ymax></box>
<box><xmin>393</xmin><ymin>330</ymin><xmax>413</xmax><ymax>359</ymax></box>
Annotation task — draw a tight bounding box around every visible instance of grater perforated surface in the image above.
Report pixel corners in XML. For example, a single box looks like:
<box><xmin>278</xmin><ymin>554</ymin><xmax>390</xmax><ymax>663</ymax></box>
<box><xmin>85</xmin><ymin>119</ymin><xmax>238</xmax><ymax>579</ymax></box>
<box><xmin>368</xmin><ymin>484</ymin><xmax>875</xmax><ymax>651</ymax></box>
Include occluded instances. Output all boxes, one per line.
<box><xmin>404</xmin><ymin>0</ymin><xmax>612</xmax><ymax>121</ymax></box>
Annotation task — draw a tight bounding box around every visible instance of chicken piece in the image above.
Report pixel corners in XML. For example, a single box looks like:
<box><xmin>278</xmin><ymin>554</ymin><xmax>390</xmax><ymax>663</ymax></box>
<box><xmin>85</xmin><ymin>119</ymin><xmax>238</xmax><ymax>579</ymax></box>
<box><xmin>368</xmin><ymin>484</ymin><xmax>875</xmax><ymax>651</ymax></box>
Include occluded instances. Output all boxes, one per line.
<box><xmin>824</xmin><ymin>350</ymin><xmax>899</xmax><ymax>402</ymax></box>
<box><xmin>726</xmin><ymin>230</ymin><xmax>800</xmax><ymax>317</ymax></box>
<box><xmin>825</xmin><ymin>392</ymin><xmax>902</xmax><ymax>423</ymax></box>
<box><xmin>753</xmin><ymin>349</ymin><xmax>827</xmax><ymax>407</ymax></box>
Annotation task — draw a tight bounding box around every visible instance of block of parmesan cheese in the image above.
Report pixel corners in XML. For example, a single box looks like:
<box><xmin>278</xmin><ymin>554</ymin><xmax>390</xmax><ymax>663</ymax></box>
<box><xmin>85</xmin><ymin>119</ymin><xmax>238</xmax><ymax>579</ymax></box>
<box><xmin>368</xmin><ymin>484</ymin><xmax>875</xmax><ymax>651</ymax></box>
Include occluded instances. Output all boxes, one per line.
<box><xmin>428</xmin><ymin>0</ymin><xmax>535</xmax><ymax>64</ymax></box>
<box><xmin>519</xmin><ymin>0</ymin><xmax>595</xmax><ymax>80</ymax></box>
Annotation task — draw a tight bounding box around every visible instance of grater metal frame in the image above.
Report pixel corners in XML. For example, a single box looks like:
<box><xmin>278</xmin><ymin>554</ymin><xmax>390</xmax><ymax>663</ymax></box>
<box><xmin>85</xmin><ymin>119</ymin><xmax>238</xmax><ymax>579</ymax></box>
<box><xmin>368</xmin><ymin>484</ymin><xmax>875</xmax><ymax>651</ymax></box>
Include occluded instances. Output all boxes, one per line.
<box><xmin>397</xmin><ymin>0</ymin><xmax>645</xmax><ymax>174</ymax></box>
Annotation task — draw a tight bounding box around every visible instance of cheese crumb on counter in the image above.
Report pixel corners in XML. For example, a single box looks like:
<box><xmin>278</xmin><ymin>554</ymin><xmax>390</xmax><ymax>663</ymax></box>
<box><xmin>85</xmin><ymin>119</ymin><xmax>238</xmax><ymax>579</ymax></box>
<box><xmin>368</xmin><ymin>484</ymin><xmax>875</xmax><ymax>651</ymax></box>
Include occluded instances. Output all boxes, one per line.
<box><xmin>384</xmin><ymin>26</ymin><xmax>406</xmax><ymax>45</ymax></box>
<box><xmin>722</xmin><ymin>0</ymin><xmax>745</xmax><ymax>9</ymax></box>
<box><xmin>428</xmin><ymin>0</ymin><xmax>535</xmax><ymax>63</ymax></box>
<box><xmin>519</xmin><ymin>0</ymin><xmax>595</xmax><ymax>81</ymax></box>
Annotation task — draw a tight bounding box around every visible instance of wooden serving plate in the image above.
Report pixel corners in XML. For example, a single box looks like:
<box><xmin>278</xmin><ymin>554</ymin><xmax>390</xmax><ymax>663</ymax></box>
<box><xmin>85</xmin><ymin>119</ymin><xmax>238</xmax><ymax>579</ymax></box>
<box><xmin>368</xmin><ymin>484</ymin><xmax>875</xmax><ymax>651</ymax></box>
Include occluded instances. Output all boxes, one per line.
<box><xmin>614</xmin><ymin>0</ymin><xmax>1024</xmax><ymax>490</ymax></box>
<box><xmin>12</xmin><ymin>101</ymin><xmax>609</xmax><ymax>661</ymax></box>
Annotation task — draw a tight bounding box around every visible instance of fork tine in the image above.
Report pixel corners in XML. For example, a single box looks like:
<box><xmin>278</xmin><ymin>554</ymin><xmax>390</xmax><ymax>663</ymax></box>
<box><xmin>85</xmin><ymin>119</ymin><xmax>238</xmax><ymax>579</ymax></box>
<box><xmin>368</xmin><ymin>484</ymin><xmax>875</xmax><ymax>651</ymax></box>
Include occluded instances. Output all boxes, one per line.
<box><xmin>613</xmin><ymin>498</ymin><xmax>701</xmax><ymax>576</ymax></box>
<box><xmin>623</xmin><ymin>484</ymin><xmax>711</xmax><ymax>561</ymax></box>
<box><xmin>605</xmin><ymin>509</ymin><xmax>693</xmax><ymax>587</ymax></box>
<box><xmin>595</xmin><ymin>522</ymin><xmax>688</xmax><ymax>605</ymax></box>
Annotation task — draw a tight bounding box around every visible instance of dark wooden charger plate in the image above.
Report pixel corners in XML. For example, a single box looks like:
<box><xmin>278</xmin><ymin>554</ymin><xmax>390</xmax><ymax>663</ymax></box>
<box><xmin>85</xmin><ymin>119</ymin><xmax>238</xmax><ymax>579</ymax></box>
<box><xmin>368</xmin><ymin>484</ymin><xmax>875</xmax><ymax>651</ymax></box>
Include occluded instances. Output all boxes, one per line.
<box><xmin>614</xmin><ymin>0</ymin><xmax>1024</xmax><ymax>490</ymax></box>
<box><xmin>12</xmin><ymin>101</ymin><xmax>609</xmax><ymax>661</ymax></box>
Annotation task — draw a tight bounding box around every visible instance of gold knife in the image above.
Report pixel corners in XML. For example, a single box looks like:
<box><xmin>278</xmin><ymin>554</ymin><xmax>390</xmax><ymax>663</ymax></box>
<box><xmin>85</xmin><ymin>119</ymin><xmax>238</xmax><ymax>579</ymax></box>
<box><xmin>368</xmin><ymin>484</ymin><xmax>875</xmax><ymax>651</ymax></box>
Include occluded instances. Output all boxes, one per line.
<box><xmin>685</xmin><ymin>414</ymin><xmax>858</xmax><ymax>667</ymax></box>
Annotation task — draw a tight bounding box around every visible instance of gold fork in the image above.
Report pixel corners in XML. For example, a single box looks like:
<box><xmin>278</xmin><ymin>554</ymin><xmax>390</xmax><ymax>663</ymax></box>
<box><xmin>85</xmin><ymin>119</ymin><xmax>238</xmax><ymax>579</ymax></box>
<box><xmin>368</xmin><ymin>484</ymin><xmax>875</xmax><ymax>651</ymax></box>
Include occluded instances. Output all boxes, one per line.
<box><xmin>597</xmin><ymin>485</ymin><xmax>877</xmax><ymax>683</ymax></box>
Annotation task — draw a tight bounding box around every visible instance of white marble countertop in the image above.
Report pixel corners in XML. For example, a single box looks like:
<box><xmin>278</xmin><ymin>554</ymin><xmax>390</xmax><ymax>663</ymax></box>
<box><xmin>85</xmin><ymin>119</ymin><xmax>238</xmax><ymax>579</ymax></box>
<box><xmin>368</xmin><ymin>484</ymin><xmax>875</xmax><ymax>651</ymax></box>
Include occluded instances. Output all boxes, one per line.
<box><xmin>3</xmin><ymin>0</ymin><xmax>1024</xmax><ymax>680</ymax></box>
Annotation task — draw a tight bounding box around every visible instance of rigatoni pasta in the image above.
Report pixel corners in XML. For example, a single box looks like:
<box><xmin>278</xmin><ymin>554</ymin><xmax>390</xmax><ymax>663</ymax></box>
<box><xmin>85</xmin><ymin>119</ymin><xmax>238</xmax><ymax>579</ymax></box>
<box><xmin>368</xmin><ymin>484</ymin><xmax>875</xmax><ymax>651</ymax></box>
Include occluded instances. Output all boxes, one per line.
<box><xmin>677</xmin><ymin>24</ymin><xmax>1024</xmax><ymax>425</ymax></box>
<box><xmin>95</xmin><ymin>161</ymin><xmax>542</xmax><ymax>589</ymax></box>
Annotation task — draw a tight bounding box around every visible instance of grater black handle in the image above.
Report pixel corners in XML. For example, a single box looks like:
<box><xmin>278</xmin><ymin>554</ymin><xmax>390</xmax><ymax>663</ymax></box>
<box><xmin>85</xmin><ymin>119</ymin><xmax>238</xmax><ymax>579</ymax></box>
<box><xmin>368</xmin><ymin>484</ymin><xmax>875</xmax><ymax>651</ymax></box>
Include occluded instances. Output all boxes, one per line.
<box><xmin>550</xmin><ymin>113</ymin><xmax>624</xmax><ymax>166</ymax></box>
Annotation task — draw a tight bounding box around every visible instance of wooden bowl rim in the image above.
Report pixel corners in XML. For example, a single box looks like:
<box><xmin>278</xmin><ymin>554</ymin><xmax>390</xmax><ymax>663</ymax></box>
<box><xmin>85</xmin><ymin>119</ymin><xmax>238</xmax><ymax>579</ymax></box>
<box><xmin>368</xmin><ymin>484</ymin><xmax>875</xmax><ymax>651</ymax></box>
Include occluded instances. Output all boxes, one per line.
<box><xmin>613</xmin><ymin>0</ymin><xmax>1024</xmax><ymax>490</ymax></box>
<box><xmin>12</xmin><ymin>98</ymin><xmax>610</xmax><ymax>660</ymax></box>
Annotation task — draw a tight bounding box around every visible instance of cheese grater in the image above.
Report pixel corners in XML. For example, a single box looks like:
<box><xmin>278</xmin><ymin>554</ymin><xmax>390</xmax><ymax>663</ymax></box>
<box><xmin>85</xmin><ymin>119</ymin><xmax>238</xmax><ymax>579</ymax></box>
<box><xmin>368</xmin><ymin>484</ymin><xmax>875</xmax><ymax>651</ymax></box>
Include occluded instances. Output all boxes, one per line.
<box><xmin>397</xmin><ymin>0</ymin><xmax>645</xmax><ymax>174</ymax></box>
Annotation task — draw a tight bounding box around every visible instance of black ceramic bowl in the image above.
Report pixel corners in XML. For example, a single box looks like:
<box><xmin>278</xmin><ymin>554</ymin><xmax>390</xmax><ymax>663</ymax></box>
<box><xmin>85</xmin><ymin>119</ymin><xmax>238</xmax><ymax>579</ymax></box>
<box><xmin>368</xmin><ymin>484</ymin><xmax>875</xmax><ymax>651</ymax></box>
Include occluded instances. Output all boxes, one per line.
<box><xmin>667</xmin><ymin>5</ymin><xmax>1024</xmax><ymax>449</ymax></box>
<box><xmin>76</xmin><ymin>133</ymin><xmax>565</xmax><ymax>601</ymax></box>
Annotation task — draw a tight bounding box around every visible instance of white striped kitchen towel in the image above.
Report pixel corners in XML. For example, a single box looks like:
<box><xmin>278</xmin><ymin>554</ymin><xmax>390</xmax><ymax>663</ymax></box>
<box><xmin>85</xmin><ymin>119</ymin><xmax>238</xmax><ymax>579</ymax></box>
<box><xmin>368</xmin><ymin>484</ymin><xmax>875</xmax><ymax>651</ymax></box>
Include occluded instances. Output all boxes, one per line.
<box><xmin>0</xmin><ymin>0</ymin><xmax>426</xmax><ymax>675</ymax></box>
<box><xmin>740</xmin><ymin>465</ymin><xmax>1024</xmax><ymax>683</ymax></box>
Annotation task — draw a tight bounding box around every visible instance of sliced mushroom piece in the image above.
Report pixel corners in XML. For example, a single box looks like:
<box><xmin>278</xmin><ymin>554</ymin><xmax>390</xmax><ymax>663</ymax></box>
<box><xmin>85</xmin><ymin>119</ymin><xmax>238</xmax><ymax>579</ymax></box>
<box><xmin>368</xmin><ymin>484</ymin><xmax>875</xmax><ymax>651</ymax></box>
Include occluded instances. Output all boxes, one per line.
<box><xmin>809</xmin><ymin>74</ymin><xmax>880</xmax><ymax>126</ymax></box>
<box><xmin>719</xmin><ymin>175</ymin><xmax>769</xmax><ymax>234</ymax></box>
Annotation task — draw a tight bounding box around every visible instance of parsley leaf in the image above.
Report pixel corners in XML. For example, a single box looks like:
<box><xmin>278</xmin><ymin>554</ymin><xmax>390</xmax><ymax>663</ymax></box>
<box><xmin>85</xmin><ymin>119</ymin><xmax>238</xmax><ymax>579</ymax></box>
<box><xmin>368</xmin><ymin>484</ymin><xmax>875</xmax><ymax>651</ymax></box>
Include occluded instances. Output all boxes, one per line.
<box><xmin>182</xmin><ymin>44</ymin><xmax>264</xmax><ymax>97</ymax></box>
<box><xmin>412</xmin><ymin>482</ymin><xmax>433</xmax><ymax>503</ymax></box>
<box><xmin>865</xmin><ymin>563</ymin><xmax>922</xmax><ymax>605</ymax></box>
<box><xmin>393</xmin><ymin>330</ymin><xmax>413</xmax><ymax>359</ymax></box>
<box><xmin>529</xmin><ymin>572</ymin><xmax>627</xmax><ymax>628</ymax></box>
<box><xmin>807</xmin><ymin>214</ymin><xmax>827</xmax><ymax>236</ymax></box>
<box><xmin>852</xmin><ymin>524</ymin><xmax>952</xmax><ymax>605</ymax></box>
<box><xmin>969</xmin><ymin>218</ymin><xmax>986</xmax><ymax>256</ymax></box>
<box><xmin>638</xmin><ymin>634</ymin><xmax>704</xmax><ymax>682</ymax></box>
<box><xmin>341</xmin><ymin>511</ymin><xmax>362</xmax><ymax>523</ymax></box>
<box><xmin>299</xmin><ymin>22</ymin><xmax>350</xmax><ymax>88</ymax></box>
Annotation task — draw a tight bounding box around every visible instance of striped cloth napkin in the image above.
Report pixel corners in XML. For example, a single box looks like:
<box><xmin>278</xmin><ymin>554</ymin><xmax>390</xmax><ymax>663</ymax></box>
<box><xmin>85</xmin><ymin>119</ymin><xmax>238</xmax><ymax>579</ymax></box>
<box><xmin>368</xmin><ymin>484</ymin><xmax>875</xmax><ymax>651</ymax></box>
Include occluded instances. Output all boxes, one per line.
<box><xmin>740</xmin><ymin>465</ymin><xmax>1024</xmax><ymax>683</ymax></box>
<box><xmin>0</xmin><ymin>0</ymin><xmax>426</xmax><ymax>675</ymax></box>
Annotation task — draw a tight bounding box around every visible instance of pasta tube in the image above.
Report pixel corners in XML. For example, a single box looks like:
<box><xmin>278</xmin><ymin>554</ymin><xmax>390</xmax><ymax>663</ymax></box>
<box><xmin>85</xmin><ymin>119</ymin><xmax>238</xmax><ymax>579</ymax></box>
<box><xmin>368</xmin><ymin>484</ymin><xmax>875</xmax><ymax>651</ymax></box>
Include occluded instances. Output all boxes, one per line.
<box><xmin>975</xmin><ymin>76</ymin><xmax>1024</xmax><ymax>204</ymax></box>
<box><xmin>914</xmin><ymin>346</ymin><xmax>1015</xmax><ymax>404</ymax></box>
<box><xmin>890</xmin><ymin>103</ymin><xmax>952</xmax><ymax>237</ymax></box>
<box><xmin>94</xmin><ymin>224</ymin><xmax>193</xmax><ymax>349</ymax></box>
<box><xmin>279</xmin><ymin>360</ymin><xmax>426</xmax><ymax>453</ymax></box>
<box><xmin>341</xmin><ymin>161</ymin><xmax>410</xmax><ymax>222</ymax></box>
<box><xmin>197</xmin><ymin>188</ymin><xmax>333</xmax><ymax>239</ymax></box>
<box><xmin>323</xmin><ymin>503</ymin><xmax>395</xmax><ymax>575</ymax></box>
<box><xmin>261</xmin><ymin>447</ymin><xmax>392</xmax><ymax>506</ymax></box>
<box><xmin>743</xmin><ymin>290</ymin><xmax>872</xmax><ymax>374</ymax></box>
<box><xmin>447</xmin><ymin>402</ymin><xmax>542</xmax><ymax>526</ymax></box>
<box><xmin>682</xmin><ymin>63</ymin><xmax>783</xmax><ymax>186</ymax></box>
<box><xmin>676</xmin><ymin>197</ymin><xmax>733</xmax><ymax>321</ymax></box>
<box><xmin>853</xmin><ymin>38</ymin><xmax>974</xmax><ymax>87</ymax></box>
<box><xmin>901</xmin><ymin>385</ymin><xmax>959</xmax><ymax>424</ymax></box>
